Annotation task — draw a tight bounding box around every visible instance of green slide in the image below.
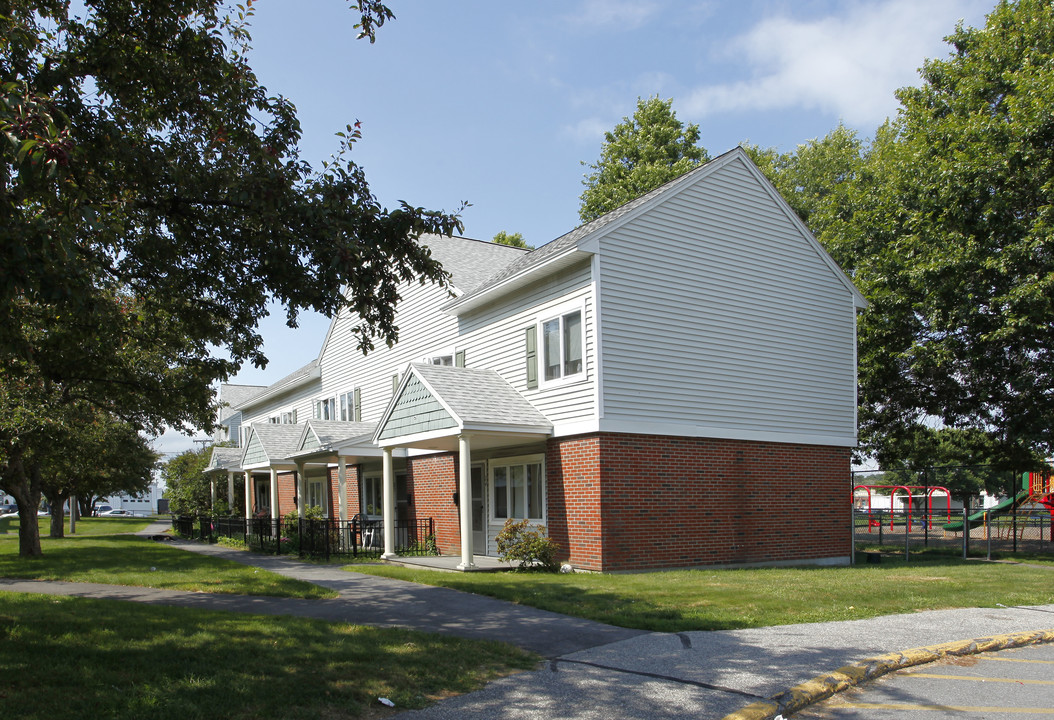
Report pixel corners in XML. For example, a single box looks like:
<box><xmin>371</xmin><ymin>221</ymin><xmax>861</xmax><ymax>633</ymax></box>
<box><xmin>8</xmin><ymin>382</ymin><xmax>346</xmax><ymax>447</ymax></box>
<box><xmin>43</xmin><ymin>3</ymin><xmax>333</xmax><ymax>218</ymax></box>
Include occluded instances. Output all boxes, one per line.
<box><xmin>942</xmin><ymin>489</ymin><xmax>1031</xmax><ymax>532</ymax></box>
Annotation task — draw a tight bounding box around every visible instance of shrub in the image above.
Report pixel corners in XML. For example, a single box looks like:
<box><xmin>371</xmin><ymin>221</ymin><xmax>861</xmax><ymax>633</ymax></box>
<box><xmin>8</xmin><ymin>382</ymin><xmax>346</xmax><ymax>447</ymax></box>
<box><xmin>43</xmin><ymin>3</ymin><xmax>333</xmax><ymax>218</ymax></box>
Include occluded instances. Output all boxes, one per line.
<box><xmin>495</xmin><ymin>519</ymin><xmax>561</xmax><ymax>572</ymax></box>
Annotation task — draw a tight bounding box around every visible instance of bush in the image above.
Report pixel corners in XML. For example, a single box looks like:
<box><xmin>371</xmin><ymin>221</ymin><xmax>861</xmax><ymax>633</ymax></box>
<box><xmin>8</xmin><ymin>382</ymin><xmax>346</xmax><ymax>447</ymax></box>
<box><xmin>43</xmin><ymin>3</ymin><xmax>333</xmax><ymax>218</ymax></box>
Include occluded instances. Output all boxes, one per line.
<box><xmin>495</xmin><ymin>519</ymin><xmax>561</xmax><ymax>572</ymax></box>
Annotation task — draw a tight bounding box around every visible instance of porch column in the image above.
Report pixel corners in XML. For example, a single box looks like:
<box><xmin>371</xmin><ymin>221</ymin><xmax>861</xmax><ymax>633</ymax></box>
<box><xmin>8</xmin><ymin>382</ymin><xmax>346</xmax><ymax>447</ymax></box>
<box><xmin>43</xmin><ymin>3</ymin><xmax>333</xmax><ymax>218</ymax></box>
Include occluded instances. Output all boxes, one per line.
<box><xmin>227</xmin><ymin>471</ymin><xmax>235</xmax><ymax>508</ymax></box>
<box><xmin>457</xmin><ymin>433</ymin><xmax>475</xmax><ymax>570</ymax></box>
<box><xmin>269</xmin><ymin>467</ymin><xmax>279</xmax><ymax>521</ymax></box>
<box><xmin>381</xmin><ymin>447</ymin><xmax>397</xmax><ymax>560</ymax></box>
<box><xmin>244</xmin><ymin>472</ymin><xmax>251</xmax><ymax>517</ymax></box>
<box><xmin>337</xmin><ymin>455</ymin><xmax>348</xmax><ymax>522</ymax></box>
<box><xmin>294</xmin><ymin>461</ymin><xmax>305</xmax><ymax>512</ymax></box>
<box><xmin>210</xmin><ymin>477</ymin><xmax>217</xmax><ymax>509</ymax></box>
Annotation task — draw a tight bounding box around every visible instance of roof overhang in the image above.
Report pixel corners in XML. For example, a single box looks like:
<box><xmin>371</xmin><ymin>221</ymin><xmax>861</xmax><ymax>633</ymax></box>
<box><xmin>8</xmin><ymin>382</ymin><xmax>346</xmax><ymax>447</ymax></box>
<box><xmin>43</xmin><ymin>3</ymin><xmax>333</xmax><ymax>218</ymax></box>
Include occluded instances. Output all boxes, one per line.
<box><xmin>442</xmin><ymin>248</ymin><xmax>592</xmax><ymax>316</ymax></box>
<box><xmin>236</xmin><ymin>365</ymin><xmax>321</xmax><ymax>412</ymax></box>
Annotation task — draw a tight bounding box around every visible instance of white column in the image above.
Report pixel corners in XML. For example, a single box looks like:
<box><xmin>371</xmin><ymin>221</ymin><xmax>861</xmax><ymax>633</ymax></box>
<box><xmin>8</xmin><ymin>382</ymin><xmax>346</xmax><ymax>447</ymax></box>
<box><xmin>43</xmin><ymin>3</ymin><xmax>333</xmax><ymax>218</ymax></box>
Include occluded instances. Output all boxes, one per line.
<box><xmin>227</xmin><ymin>471</ymin><xmax>235</xmax><ymax>509</ymax></box>
<box><xmin>269</xmin><ymin>467</ymin><xmax>279</xmax><ymax>520</ymax></box>
<box><xmin>210</xmin><ymin>477</ymin><xmax>217</xmax><ymax>508</ymax></box>
<box><xmin>295</xmin><ymin>462</ymin><xmax>305</xmax><ymax>513</ymax></box>
<box><xmin>337</xmin><ymin>455</ymin><xmax>348</xmax><ymax>522</ymax></box>
<box><xmin>457</xmin><ymin>433</ymin><xmax>475</xmax><ymax>570</ymax></box>
<box><xmin>244</xmin><ymin>472</ymin><xmax>251</xmax><ymax>517</ymax></box>
<box><xmin>381</xmin><ymin>447</ymin><xmax>396</xmax><ymax>559</ymax></box>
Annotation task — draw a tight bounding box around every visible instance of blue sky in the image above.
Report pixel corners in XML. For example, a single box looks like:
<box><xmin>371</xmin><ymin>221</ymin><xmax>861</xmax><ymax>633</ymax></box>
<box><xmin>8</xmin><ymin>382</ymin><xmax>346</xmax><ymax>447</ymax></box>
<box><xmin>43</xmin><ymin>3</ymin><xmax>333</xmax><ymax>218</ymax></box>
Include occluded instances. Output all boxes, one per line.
<box><xmin>156</xmin><ymin>0</ymin><xmax>992</xmax><ymax>453</ymax></box>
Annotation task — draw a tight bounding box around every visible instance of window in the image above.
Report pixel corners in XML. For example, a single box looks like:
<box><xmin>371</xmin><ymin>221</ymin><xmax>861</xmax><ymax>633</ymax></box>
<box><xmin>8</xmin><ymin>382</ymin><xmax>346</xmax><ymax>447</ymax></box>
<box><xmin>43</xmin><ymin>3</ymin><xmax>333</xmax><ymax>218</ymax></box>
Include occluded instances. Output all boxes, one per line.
<box><xmin>339</xmin><ymin>389</ymin><xmax>360</xmax><ymax>422</ymax></box>
<box><xmin>269</xmin><ymin>408</ymin><xmax>296</xmax><ymax>424</ymax></box>
<box><xmin>361</xmin><ymin>476</ymin><xmax>382</xmax><ymax>517</ymax></box>
<box><xmin>426</xmin><ymin>354</ymin><xmax>453</xmax><ymax>366</ymax></box>
<box><xmin>306</xmin><ymin>477</ymin><xmax>324</xmax><ymax>510</ymax></box>
<box><xmin>541</xmin><ymin>308</ymin><xmax>583</xmax><ymax>382</ymax></box>
<box><xmin>491</xmin><ymin>456</ymin><xmax>544</xmax><ymax>521</ymax></box>
<box><xmin>313</xmin><ymin>397</ymin><xmax>336</xmax><ymax>420</ymax></box>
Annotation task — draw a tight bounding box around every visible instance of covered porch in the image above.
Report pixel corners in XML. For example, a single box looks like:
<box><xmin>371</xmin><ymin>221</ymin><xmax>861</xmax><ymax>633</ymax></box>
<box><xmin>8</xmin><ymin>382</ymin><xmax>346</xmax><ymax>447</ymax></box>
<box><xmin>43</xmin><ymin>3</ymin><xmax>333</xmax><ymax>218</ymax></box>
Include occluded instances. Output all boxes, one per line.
<box><xmin>373</xmin><ymin>363</ymin><xmax>552</xmax><ymax>570</ymax></box>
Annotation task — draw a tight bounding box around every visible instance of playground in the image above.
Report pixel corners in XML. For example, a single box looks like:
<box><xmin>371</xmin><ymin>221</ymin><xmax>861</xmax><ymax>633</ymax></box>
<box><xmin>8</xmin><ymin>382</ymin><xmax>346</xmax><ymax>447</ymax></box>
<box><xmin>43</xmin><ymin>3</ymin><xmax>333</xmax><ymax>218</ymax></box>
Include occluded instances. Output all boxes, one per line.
<box><xmin>853</xmin><ymin>470</ymin><xmax>1054</xmax><ymax>559</ymax></box>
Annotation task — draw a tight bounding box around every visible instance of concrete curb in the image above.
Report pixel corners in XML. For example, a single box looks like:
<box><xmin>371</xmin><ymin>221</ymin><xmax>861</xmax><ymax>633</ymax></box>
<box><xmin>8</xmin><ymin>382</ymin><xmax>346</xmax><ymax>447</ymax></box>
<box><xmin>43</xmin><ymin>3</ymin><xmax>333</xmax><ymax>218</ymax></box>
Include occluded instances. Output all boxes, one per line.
<box><xmin>722</xmin><ymin>627</ymin><xmax>1054</xmax><ymax>720</ymax></box>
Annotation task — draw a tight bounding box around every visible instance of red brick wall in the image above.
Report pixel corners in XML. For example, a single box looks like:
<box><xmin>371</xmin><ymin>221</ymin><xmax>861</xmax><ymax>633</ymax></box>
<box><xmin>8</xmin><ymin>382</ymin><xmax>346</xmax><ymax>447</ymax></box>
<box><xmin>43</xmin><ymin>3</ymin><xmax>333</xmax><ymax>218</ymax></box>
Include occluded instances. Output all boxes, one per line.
<box><xmin>546</xmin><ymin>436</ymin><xmax>603</xmax><ymax>569</ymax></box>
<box><xmin>547</xmin><ymin>433</ymin><xmax>851</xmax><ymax>572</ymax></box>
<box><xmin>323</xmin><ymin>464</ymin><xmax>360</xmax><ymax>519</ymax></box>
<box><xmin>407</xmin><ymin>454</ymin><xmax>460</xmax><ymax>554</ymax></box>
<box><xmin>276</xmin><ymin>471</ymin><xmax>295</xmax><ymax>518</ymax></box>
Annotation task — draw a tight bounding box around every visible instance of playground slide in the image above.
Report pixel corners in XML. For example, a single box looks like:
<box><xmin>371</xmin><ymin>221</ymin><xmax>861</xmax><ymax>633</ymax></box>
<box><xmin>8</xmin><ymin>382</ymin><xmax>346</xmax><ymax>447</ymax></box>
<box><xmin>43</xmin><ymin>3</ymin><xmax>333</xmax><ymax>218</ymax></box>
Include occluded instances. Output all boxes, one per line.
<box><xmin>942</xmin><ymin>490</ymin><xmax>1031</xmax><ymax>532</ymax></box>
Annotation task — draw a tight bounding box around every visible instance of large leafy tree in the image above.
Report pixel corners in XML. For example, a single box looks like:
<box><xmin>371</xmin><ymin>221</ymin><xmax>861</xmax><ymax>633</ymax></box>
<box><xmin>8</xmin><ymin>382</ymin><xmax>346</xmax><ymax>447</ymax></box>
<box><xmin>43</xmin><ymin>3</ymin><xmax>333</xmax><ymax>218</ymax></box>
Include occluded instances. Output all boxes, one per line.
<box><xmin>1</xmin><ymin>0</ymin><xmax>463</xmax><ymax>555</ymax></box>
<box><xmin>579</xmin><ymin>96</ymin><xmax>708</xmax><ymax>222</ymax></box>
<box><xmin>853</xmin><ymin>0</ymin><xmax>1054</xmax><ymax>470</ymax></box>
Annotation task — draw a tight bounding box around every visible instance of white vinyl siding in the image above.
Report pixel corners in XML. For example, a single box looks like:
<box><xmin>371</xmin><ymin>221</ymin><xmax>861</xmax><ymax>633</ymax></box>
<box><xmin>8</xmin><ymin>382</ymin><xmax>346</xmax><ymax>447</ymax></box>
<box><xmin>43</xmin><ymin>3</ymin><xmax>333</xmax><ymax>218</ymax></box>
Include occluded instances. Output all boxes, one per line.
<box><xmin>596</xmin><ymin>156</ymin><xmax>858</xmax><ymax>445</ymax></box>
<box><xmin>454</xmin><ymin>261</ymin><xmax>596</xmax><ymax>428</ymax></box>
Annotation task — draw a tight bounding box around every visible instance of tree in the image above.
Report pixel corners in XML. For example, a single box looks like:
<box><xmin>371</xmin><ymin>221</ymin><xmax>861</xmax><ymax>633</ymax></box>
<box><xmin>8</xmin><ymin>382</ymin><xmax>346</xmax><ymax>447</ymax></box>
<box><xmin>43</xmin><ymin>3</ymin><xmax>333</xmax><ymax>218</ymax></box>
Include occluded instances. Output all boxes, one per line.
<box><xmin>39</xmin><ymin>411</ymin><xmax>157</xmax><ymax>538</ymax></box>
<box><xmin>1</xmin><ymin>1</ymin><xmax>463</xmax><ymax>556</ymax></box>
<box><xmin>492</xmin><ymin>230</ymin><xmax>531</xmax><ymax>249</ymax></box>
<box><xmin>851</xmin><ymin>0</ymin><xmax>1054</xmax><ymax>470</ymax></box>
<box><xmin>579</xmin><ymin>97</ymin><xmax>708</xmax><ymax>223</ymax></box>
<box><xmin>162</xmin><ymin>446</ymin><xmax>214</xmax><ymax>517</ymax></box>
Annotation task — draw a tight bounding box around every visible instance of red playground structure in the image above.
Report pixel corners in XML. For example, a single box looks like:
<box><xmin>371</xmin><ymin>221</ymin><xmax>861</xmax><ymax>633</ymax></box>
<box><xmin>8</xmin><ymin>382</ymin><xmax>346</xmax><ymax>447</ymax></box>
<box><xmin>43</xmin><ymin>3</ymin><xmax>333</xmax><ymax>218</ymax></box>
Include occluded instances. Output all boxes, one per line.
<box><xmin>853</xmin><ymin>484</ymin><xmax>953</xmax><ymax>532</ymax></box>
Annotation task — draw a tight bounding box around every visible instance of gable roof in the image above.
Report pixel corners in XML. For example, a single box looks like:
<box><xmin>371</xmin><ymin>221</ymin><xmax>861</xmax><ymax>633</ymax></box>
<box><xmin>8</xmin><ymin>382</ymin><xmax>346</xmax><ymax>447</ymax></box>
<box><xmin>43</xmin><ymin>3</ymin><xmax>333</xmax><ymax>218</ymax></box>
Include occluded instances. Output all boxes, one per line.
<box><xmin>445</xmin><ymin>147</ymin><xmax>866</xmax><ymax>314</ymax></box>
<box><xmin>374</xmin><ymin>363</ymin><xmax>551</xmax><ymax>445</ymax></box>
<box><xmin>421</xmin><ymin>233</ymin><xmax>528</xmax><ymax>294</ymax></box>
<box><xmin>296</xmin><ymin>420</ymin><xmax>376</xmax><ymax>454</ymax></box>
<box><xmin>205</xmin><ymin>446</ymin><xmax>243</xmax><ymax>473</ymax></box>
<box><xmin>240</xmin><ymin>423</ymin><xmax>304</xmax><ymax>467</ymax></box>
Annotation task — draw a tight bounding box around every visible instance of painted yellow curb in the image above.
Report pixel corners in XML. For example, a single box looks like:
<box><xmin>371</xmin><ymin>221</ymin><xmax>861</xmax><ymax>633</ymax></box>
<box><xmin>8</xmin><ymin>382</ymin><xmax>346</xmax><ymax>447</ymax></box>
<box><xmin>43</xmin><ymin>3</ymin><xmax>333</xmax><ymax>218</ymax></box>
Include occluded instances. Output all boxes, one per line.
<box><xmin>722</xmin><ymin>628</ymin><xmax>1054</xmax><ymax>720</ymax></box>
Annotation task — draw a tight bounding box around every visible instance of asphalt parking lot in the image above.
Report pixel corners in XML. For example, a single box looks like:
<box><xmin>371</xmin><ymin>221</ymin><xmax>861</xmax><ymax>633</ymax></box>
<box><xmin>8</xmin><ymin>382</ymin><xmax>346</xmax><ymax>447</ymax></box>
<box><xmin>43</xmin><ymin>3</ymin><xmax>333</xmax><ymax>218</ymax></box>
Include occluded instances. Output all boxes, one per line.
<box><xmin>796</xmin><ymin>640</ymin><xmax>1054</xmax><ymax>719</ymax></box>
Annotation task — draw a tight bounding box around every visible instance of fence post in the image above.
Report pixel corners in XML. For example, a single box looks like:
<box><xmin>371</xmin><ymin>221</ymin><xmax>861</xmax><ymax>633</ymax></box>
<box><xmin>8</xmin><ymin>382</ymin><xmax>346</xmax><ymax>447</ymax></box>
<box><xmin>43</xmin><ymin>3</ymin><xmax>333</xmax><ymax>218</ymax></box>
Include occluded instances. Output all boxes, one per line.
<box><xmin>905</xmin><ymin>507</ymin><xmax>910</xmax><ymax>561</ymax></box>
<box><xmin>986</xmin><ymin>509</ymin><xmax>992</xmax><ymax>561</ymax></box>
<box><xmin>961</xmin><ymin>502</ymin><xmax>969</xmax><ymax>560</ymax></box>
<box><xmin>851</xmin><ymin>506</ymin><xmax>856</xmax><ymax>565</ymax></box>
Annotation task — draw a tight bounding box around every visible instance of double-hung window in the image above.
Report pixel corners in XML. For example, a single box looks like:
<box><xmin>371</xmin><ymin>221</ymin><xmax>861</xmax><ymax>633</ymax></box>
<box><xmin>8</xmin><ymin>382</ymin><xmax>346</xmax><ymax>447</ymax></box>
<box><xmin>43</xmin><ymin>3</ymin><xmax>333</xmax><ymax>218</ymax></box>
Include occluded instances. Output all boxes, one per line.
<box><xmin>541</xmin><ymin>307</ymin><xmax>583</xmax><ymax>382</ymax></box>
<box><xmin>338</xmin><ymin>389</ymin><xmax>360</xmax><ymax>422</ymax></box>
<box><xmin>491</xmin><ymin>455</ymin><xmax>545</xmax><ymax>522</ymax></box>
<box><xmin>313</xmin><ymin>397</ymin><xmax>336</xmax><ymax>420</ymax></box>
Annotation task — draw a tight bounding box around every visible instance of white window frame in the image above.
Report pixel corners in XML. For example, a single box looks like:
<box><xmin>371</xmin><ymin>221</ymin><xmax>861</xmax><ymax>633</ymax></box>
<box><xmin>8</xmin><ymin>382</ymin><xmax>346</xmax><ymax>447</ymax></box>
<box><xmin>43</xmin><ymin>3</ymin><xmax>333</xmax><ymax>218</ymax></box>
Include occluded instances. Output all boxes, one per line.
<box><xmin>268</xmin><ymin>407</ymin><xmax>297</xmax><ymax>425</ymax></box>
<box><xmin>537</xmin><ymin>300</ymin><xmax>585</xmax><ymax>388</ymax></box>
<box><xmin>489</xmin><ymin>454</ymin><xmax>546</xmax><ymax>523</ymax></box>
<box><xmin>306</xmin><ymin>475</ymin><xmax>325</xmax><ymax>511</ymax></box>
<box><xmin>421</xmin><ymin>347</ymin><xmax>456</xmax><ymax>366</ymax></box>
<box><xmin>361</xmin><ymin>474</ymin><xmax>383</xmax><ymax>518</ymax></box>
<box><xmin>338</xmin><ymin>389</ymin><xmax>359</xmax><ymax>422</ymax></box>
<box><xmin>313</xmin><ymin>396</ymin><xmax>336</xmax><ymax>421</ymax></box>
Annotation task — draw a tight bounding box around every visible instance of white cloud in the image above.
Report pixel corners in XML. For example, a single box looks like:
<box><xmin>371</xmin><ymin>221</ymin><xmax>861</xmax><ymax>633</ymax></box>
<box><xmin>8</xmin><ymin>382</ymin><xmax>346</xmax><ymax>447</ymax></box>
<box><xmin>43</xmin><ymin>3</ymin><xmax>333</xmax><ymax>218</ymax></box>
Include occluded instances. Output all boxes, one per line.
<box><xmin>563</xmin><ymin>0</ymin><xmax>662</xmax><ymax>30</ymax></box>
<box><xmin>682</xmin><ymin>0</ymin><xmax>991</xmax><ymax>127</ymax></box>
<box><xmin>562</xmin><ymin>116</ymin><xmax>612</xmax><ymax>144</ymax></box>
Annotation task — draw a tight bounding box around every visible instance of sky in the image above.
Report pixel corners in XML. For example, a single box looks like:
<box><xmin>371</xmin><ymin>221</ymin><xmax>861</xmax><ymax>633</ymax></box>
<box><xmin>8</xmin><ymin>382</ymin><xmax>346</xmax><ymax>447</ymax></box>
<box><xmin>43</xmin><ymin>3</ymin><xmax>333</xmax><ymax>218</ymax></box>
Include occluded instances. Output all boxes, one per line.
<box><xmin>153</xmin><ymin>0</ymin><xmax>993</xmax><ymax>455</ymax></box>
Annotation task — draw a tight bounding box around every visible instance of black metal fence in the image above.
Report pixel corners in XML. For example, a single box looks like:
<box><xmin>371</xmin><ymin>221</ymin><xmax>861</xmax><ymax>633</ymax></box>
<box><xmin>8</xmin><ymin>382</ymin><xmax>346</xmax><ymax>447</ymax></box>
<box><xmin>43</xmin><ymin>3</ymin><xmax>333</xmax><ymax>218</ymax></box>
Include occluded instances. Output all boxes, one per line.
<box><xmin>853</xmin><ymin>505</ymin><xmax>1054</xmax><ymax>561</ymax></box>
<box><xmin>172</xmin><ymin>515</ymin><xmax>437</xmax><ymax>560</ymax></box>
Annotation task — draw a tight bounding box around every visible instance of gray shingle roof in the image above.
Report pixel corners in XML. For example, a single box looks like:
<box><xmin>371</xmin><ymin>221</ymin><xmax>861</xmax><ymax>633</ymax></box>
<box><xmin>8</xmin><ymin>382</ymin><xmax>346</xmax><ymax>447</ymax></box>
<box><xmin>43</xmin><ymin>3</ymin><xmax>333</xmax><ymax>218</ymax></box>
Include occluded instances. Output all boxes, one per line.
<box><xmin>216</xmin><ymin>384</ymin><xmax>267</xmax><ymax>421</ymax></box>
<box><xmin>419</xmin><ymin>234</ymin><xmax>527</xmax><ymax>294</ymax></box>
<box><xmin>304</xmin><ymin>420</ymin><xmax>377</xmax><ymax>449</ymax></box>
<box><xmin>412</xmin><ymin>363</ymin><xmax>551</xmax><ymax>429</ymax></box>
<box><xmin>249</xmin><ymin>423</ymin><xmax>305</xmax><ymax>462</ymax></box>
<box><xmin>448</xmin><ymin>148</ymin><xmax>741</xmax><ymax>310</ymax></box>
<box><xmin>206</xmin><ymin>446</ymin><xmax>243</xmax><ymax>472</ymax></box>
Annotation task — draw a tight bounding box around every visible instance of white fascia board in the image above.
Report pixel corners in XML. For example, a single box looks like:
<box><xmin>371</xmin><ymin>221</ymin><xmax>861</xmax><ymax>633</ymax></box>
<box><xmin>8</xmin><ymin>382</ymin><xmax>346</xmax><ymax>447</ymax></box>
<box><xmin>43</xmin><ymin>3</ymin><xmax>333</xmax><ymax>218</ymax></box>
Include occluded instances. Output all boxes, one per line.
<box><xmin>443</xmin><ymin>248</ymin><xmax>591</xmax><ymax>316</ymax></box>
<box><xmin>550</xmin><ymin>418</ymin><xmax>602</xmax><ymax>438</ymax></box>
<box><xmin>237</xmin><ymin>365</ymin><xmax>322</xmax><ymax>412</ymax></box>
<box><xmin>241</xmin><ymin>461</ymin><xmax>298</xmax><ymax>471</ymax></box>
<box><xmin>376</xmin><ymin>426</ymin><xmax>462</xmax><ymax>449</ymax></box>
<box><xmin>598</xmin><ymin>417</ymin><xmax>859</xmax><ymax>448</ymax></box>
<box><xmin>461</xmin><ymin>422</ymin><xmax>552</xmax><ymax>435</ymax></box>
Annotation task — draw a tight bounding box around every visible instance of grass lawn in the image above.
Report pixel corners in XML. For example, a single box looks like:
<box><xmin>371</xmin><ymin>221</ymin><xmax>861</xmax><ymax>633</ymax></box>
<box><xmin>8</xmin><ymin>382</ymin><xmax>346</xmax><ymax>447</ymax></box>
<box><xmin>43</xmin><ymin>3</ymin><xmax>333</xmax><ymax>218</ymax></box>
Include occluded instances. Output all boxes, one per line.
<box><xmin>350</xmin><ymin>557</ymin><xmax>1054</xmax><ymax>632</ymax></box>
<box><xmin>0</xmin><ymin>527</ymin><xmax>335</xmax><ymax>598</ymax></box>
<box><xmin>0</xmin><ymin>592</ymin><xmax>537</xmax><ymax>720</ymax></box>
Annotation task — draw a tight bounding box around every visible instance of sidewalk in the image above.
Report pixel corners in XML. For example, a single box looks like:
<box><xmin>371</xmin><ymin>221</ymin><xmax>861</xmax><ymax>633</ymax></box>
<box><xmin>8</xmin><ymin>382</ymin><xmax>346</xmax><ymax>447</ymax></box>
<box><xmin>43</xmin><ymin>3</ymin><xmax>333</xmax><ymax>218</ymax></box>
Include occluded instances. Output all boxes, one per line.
<box><xmin>3</xmin><ymin>521</ymin><xmax>1052</xmax><ymax>719</ymax></box>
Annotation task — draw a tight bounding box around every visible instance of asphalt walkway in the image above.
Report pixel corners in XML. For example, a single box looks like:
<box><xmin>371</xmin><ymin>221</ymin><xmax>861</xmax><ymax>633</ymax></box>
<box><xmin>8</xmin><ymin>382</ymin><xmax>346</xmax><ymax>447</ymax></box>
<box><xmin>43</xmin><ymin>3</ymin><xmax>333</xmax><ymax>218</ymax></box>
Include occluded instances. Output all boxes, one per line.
<box><xmin>2</xmin><ymin>521</ymin><xmax>1052</xmax><ymax>719</ymax></box>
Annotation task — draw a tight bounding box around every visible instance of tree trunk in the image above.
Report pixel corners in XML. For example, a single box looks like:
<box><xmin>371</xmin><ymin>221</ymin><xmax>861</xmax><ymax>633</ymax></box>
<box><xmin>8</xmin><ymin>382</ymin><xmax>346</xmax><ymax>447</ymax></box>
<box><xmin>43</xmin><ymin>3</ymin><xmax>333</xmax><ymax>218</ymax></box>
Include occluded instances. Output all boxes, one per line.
<box><xmin>2</xmin><ymin>449</ymin><xmax>44</xmax><ymax>556</ymax></box>
<box><xmin>45</xmin><ymin>491</ymin><xmax>65</xmax><ymax>538</ymax></box>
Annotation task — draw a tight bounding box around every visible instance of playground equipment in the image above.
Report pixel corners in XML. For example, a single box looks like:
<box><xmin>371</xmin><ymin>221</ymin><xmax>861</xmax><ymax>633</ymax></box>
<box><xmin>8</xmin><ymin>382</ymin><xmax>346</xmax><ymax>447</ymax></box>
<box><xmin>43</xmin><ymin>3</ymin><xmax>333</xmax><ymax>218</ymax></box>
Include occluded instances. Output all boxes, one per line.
<box><xmin>853</xmin><ymin>484</ymin><xmax>953</xmax><ymax>532</ymax></box>
<box><xmin>942</xmin><ymin>470</ymin><xmax>1054</xmax><ymax>538</ymax></box>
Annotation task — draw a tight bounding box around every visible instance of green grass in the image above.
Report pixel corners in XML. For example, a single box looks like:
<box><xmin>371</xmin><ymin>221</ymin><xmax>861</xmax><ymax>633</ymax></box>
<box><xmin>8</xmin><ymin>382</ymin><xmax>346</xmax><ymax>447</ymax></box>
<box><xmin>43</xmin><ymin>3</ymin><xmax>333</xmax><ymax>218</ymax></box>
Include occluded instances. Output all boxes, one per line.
<box><xmin>350</xmin><ymin>558</ymin><xmax>1054</xmax><ymax>632</ymax></box>
<box><xmin>0</xmin><ymin>592</ymin><xmax>538</xmax><ymax>720</ymax></box>
<box><xmin>0</xmin><ymin>532</ymin><xmax>336</xmax><ymax>598</ymax></box>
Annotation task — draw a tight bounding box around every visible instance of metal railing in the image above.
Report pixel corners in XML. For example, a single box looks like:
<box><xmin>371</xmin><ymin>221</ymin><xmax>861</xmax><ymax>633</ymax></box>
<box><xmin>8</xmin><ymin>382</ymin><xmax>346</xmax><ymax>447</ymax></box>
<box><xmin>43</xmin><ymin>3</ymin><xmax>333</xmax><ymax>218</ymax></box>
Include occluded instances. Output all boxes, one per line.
<box><xmin>173</xmin><ymin>515</ymin><xmax>437</xmax><ymax>560</ymax></box>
